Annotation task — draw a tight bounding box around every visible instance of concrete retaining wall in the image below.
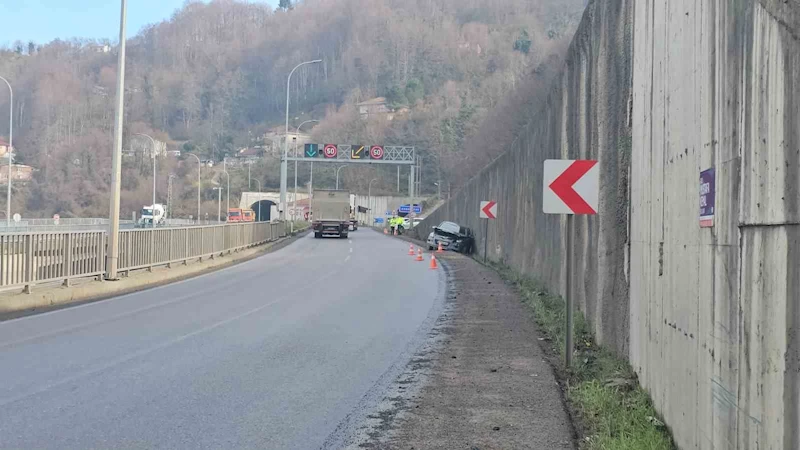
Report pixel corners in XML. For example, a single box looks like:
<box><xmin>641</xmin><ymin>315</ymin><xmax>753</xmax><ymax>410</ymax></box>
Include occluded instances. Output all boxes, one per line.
<box><xmin>630</xmin><ymin>1</ymin><xmax>799</xmax><ymax>448</ymax></box>
<box><xmin>414</xmin><ymin>0</ymin><xmax>799</xmax><ymax>448</ymax></box>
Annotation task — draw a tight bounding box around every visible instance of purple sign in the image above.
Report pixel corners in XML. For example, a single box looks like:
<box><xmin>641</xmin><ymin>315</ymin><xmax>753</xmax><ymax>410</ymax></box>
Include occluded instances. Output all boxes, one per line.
<box><xmin>699</xmin><ymin>168</ymin><xmax>715</xmax><ymax>227</ymax></box>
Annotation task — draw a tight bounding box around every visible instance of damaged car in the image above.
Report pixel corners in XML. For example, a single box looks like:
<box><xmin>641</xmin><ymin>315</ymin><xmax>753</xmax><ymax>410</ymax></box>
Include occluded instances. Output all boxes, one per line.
<box><xmin>426</xmin><ymin>221</ymin><xmax>475</xmax><ymax>254</ymax></box>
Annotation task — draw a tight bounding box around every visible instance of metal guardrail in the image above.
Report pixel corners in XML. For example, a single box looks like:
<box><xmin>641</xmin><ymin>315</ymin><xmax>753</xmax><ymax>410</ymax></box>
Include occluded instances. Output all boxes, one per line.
<box><xmin>0</xmin><ymin>232</ymin><xmax>106</xmax><ymax>293</ymax></box>
<box><xmin>0</xmin><ymin>222</ymin><xmax>287</xmax><ymax>292</ymax></box>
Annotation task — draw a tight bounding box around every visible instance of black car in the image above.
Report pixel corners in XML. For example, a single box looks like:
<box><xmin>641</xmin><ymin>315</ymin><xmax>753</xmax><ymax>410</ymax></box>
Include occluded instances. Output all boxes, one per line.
<box><xmin>427</xmin><ymin>221</ymin><xmax>475</xmax><ymax>254</ymax></box>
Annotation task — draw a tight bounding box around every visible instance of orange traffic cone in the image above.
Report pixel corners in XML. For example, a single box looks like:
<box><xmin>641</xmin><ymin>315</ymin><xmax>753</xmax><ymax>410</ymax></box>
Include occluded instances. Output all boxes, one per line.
<box><xmin>429</xmin><ymin>254</ymin><xmax>438</xmax><ymax>270</ymax></box>
<box><xmin>394</xmin><ymin>229</ymin><xmax>398</xmax><ymax>236</ymax></box>
<box><xmin>408</xmin><ymin>244</ymin><xmax>415</xmax><ymax>256</ymax></box>
<box><xmin>437</xmin><ymin>242</ymin><xmax>444</xmax><ymax>253</ymax></box>
<box><xmin>416</xmin><ymin>248</ymin><xmax>424</xmax><ymax>261</ymax></box>
<box><xmin>383</xmin><ymin>228</ymin><xmax>388</xmax><ymax>235</ymax></box>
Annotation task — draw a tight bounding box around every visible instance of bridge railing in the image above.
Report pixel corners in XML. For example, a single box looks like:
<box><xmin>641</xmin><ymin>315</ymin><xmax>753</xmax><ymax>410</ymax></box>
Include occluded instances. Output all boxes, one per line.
<box><xmin>0</xmin><ymin>222</ymin><xmax>287</xmax><ymax>293</ymax></box>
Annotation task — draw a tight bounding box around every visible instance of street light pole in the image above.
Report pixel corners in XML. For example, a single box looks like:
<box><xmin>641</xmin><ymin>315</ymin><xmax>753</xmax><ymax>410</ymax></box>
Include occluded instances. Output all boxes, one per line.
<box><xmin>281</xmin><ymin>59</ymin><xmax>321</xmax><ymax>221</ymax></box>
<box><xmin>106</xmin><ymin>0</ymin><xmax>128</xmax><ymax>280</ymax></box>
<box><xmin>134</xmin><ymin>133</ymin><xmax>157</xmax><ymax>228</ymax></box>
<box><xmin>292</xmin><ymin>136</ymin><xmax>297</xmax><ymax>232</ymax></box>
<box><xmin>336</xmin><ymin>165</ymin><xmax>347</xmax><ymax>190</ymax></box>
<box><xmin>223</xmin><ymin>170</ymin><xmax>230</xmax><ymax>219</ymax></box>
<box><xmin>0</xmin><ymin>76</ymin><xmax>12</xmax><ymax>228</ymax></box>
<box><xmin>186</xmin><ymin>152</ymin><xmax>202</xmax><ymax>223</ymax></box>
<box><xmin>223</xmin><ymin>158</ymin><xmax>229</xmax><ymax>216</ymax></box>
<box><xmin>368</xmin><ymin>178</ymin><xmax>378</xmax><ymax>226</ymax></box>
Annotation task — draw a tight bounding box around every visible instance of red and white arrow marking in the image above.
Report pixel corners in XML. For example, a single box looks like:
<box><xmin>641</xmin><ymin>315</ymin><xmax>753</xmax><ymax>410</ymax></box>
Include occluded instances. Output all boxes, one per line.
<box><xmin>543</xmin><ymin>160</ymin><xmax>599</xmax><ymax>215</ymax></box>
<box><xmin>480</xmin><ymin>200</ymin><xmax>497</xmax><ymax>219</ymax></box>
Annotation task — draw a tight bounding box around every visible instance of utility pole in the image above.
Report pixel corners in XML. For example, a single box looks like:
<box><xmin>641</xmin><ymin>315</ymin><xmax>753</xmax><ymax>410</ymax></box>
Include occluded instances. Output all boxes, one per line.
<box><xmin>0</xmin><ymin>76</ymin><xmax>12</xmax><ymax>228</ymax></box>
<box><xmin>106</xmin><ymin>0</ymin><xmax>127</xmax><ymax>280</ymax></box>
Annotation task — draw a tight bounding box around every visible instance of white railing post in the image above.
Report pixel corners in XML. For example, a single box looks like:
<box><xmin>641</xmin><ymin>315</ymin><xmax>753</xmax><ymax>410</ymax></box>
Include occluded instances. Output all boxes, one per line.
<box><xmin>63</xmin><ymin>233</ymin><xmax>72</xmax><ymax>287</ymax></box>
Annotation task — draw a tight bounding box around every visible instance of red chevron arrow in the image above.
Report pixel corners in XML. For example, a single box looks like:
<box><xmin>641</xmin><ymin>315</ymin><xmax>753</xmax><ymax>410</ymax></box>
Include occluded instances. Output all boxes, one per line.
<box><xmin>548</xmin><ymin>160</ymin><xmax>598</xmax><ymax>214</ymax></box>
<box><xmin>480</xmin><ymin>201</ymin><xmax>497</xmax><ymax>219</ymax></box>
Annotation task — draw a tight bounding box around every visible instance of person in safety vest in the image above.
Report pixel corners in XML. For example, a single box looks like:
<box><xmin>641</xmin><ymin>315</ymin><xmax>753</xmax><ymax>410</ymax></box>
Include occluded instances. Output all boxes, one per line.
<box><xmin>393</xmin><ymin>216</ymin><xmax>405</xmax><ymax>235</ymax></box>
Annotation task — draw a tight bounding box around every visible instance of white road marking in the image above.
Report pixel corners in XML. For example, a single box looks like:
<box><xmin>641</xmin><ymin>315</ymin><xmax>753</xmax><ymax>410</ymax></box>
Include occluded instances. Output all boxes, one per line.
<box><xmin>350</xmin><ymin>248</ymin><xmax>353</xmax><ymax>253</ymax></box>
<box><xmin>344</xmin><ymin>255</ymin><xmax>351</xmax><ymax>262</ymax></box>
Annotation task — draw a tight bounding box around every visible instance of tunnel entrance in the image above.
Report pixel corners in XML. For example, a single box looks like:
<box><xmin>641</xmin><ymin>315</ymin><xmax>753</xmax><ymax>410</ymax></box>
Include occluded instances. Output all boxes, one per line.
<box><xmin>251</xmin><ymin>200</ymin><xmax>275</xmax><ymax>222</ymax></box>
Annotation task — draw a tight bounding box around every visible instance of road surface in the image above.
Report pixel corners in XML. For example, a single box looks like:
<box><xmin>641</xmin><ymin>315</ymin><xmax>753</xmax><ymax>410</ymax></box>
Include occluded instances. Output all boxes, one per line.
<box><xmin>0</xmin><ymin>230</ymin><xmax>443</xmax><ymax>449</ymax></box>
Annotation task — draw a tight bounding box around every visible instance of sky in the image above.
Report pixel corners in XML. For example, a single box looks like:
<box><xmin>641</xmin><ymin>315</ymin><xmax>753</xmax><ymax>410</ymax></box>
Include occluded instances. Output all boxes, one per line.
<box><xmin>0</xmin><ymin>0</ymin><xmax>276</xmax><ymax>46</ymax></box>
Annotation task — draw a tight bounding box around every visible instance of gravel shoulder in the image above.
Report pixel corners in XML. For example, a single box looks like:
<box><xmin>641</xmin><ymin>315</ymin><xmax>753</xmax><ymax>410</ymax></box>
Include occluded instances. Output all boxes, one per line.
<box><xmin>352</xmin><ymin>251</ymin><xmax>576</xmax><ymax>449</ymax></box>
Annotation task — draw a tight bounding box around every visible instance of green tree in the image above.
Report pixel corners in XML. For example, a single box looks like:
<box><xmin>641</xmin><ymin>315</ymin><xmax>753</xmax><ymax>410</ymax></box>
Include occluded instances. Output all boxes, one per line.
<box><xmin>278</xmin><ymin>0</ymin><xmax>293</xmax><ymax>11</ymax></box>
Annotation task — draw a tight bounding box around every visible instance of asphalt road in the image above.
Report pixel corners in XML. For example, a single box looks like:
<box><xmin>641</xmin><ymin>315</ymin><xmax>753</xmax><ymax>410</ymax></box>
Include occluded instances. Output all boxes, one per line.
<box><xmin>0</xmin><ymin>230</ymin><xmax>443</xmax><ymax>449</ymax></box>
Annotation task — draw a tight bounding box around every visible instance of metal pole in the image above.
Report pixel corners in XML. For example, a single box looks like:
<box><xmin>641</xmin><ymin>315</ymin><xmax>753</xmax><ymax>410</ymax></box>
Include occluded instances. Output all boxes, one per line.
<box><xmin>292</xmin><ymin>119</ymin><xmax>318</xmax><ymax>230</ymax></box>
<box><xmin>251</xmin><ymin>179</ymin><xmax>262</xmax><ymax>222</ymax></box>
<box><xmin>368</xmin><ymin>178</ymin><xmax>377</xmax><ymax>226</ymax></box>
<box><xmin>187</xmin><ymin>153</ymin><xmax>201</xmax><ymax>223</ymax></box>
<box><xmin>483</xmin><ymin>218</ymin><xmax>488</xmax><ymax>264</ymax></box>
<box><xmin>0</xmin><ymin>76</ymin><xmax>12</xmax><ymax>228</ymax></box>
<box><xmin>214</xmin><ymin>187</ymin><xmax>222</xmax><ymax>222</ymax></box>
<box><xmin>223</xmin><ymin>158</ymin><xmax>230</xmax><ymax>218</ymax></box>
<box><xmin>309</xmin><ymin>162</ymin><xmax>313</xmax><ymax>192</ymax></box>
<box><xmin>281</xmin><ymin>60</ymin><xmax>321</xmax><ymax>221</ymax></box>
<box><xmin>396</xmin><ymin>166</ymin><xmax>400</xmax><ymax>192</ymax></box>
<box><xmin>223</xmin><ymin>170</ymin><xmax>230</xmax><ymax>218</ymax></box>
<box><xmin>152</xmin><ymin>146</ymin><xmax>156</xmax><ymax>226</ymax></box>
<box><xmin>106</xmin><ymin>0</ymin><xmax>127</xmax><ymax>280</ymax></box>
<box><xmin>292</xmin><ymin>137</ymin><xmax>297</xmax><ymax>232</ymax></box>
<box><xmin>565</xmin><ymin>214</ymin><xmax>574</xmax><ymax>368</ymax></box>
<box><xmin>248</xmin><ymin>162</ymin><xmax>251</xmax><ymax>189</ymax></box>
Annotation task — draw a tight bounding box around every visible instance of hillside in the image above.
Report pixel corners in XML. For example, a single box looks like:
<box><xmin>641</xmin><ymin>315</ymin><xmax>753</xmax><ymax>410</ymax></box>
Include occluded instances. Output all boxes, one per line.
<box><xmin>0</xmin><ymin>0</ymin><xmax>585</xmax><ymax>218</ymax></box>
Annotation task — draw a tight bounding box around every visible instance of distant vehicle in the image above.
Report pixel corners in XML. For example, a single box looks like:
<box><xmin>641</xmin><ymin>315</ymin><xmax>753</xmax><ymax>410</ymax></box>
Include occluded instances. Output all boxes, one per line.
<box><xmin>228</xmin><ymin>208</ymin><xmax>243</xmax><ymax>223</ymax></box>
<box><xmin>228</xmin><ymin>208</ymin><xmax>255</xmax><ymax>223</ymax></box>
<box><xmin>202</xmin><ymin>159</ymin><xmax>214</xmax><ymax>167</ymax></box>
<box><xmin>311</xmin><ymin>190</ymin><xmax>351</xmax><ymax>238</ymax></box>
<box><xmin>427</xmin><ymin>221</ymin><xmax>475</xmax><ymax>254</ymax></box>
<box><xmin>402</xmin><ymin>217</ymin><xmax>412</xmax><ymax>229</ymax></box>
<box><xmin>138</xmin><ymin>204</ymin><xmax>166</xmax><ymax>227</ymax></box>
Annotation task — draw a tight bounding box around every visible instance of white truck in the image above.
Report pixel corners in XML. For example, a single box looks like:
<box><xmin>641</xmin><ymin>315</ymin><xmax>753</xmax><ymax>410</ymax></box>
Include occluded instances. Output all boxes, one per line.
<box><xmin>311</xmin><ymin>190</ymin><xmax>351</xmax><ymax>239</ymax></box>
<box><xmin>138</xmin><ymin>204</ymin><xmax>166</xmax><ymax>227</ymax></box>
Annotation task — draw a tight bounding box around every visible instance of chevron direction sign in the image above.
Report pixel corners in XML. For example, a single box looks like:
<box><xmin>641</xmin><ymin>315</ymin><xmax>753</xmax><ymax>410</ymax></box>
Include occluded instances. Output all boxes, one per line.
<box><xmin>543</xmin><ymin>160</ymin><xmax>599</xmax><ymax>215</ymax></box>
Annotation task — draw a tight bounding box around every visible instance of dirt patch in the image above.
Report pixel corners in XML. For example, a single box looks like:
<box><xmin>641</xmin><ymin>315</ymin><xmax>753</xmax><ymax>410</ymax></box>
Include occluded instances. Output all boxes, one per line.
<box><xmin>354</xmin><ymin>251</ymin><xmax>576</xmax><ymax>449</ymax></box>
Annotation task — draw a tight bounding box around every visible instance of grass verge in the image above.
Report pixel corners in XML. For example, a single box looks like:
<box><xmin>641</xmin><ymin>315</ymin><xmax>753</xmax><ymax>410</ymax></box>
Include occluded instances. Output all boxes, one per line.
<box><xmin>489</xmin><ymin>262</ymin><xmax>675</xmax><ymax>450</ymax></box>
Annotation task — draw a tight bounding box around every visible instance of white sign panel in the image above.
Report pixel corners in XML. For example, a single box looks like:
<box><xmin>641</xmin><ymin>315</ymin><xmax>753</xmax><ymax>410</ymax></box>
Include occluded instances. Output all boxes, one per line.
<box><xmin>543</xmin><ymin>160</ymin><xmax>599</xmax><ymax>215</ymax></box>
